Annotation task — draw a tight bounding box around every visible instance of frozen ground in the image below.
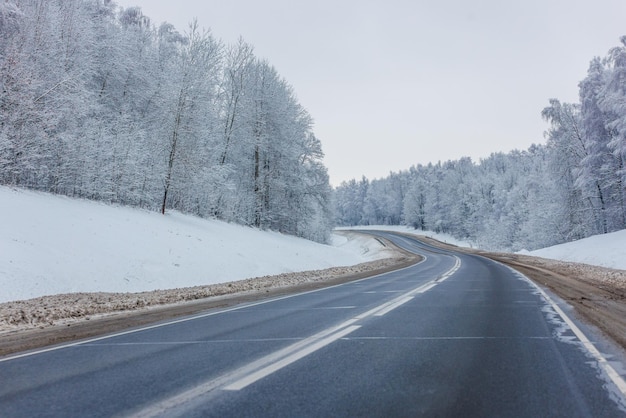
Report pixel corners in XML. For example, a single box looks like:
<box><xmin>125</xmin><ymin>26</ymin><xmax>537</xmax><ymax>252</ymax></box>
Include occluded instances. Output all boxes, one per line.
<box><xmin>0</xmin><ymin>187</ymin><xmax>390</xmax><ymax>304</ymax></box>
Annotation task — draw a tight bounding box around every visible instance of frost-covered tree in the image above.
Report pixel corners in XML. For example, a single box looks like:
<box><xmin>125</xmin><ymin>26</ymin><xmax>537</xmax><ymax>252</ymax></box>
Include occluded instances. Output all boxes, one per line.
<box><xmin>578</xmin><ymin>59</ymin><xmax>617</xmax><ymax>233</ymax></box>
<box><xmin>334</xmin><ymin>177</ymin><xmax>369</xmax><ymax>226</ymax></box>
<box><xmin>362</xmin><ymin>173</ymin><xmax>404</xmax><ymax>226</ymax></box>
<box><xmin>598</xmin><ymin>38</ymin><xmax>626</xmax><ymax>229</ymax></box>
<box><xmin>402</xmin><ymin>173</ymin><xmax>428</xmax><ymax>230</ymax></box>
<box><xmin>156</xmin><ymin>21</ymin><xmax>221</xmax><ymax>215</ymax></box>
<box><xmin>0</xmin><ymin>0</ymin><xmax>334</xmax><ymax>243</ymax></box>
<box><xmin>541</xmin><ymin>99</ymin><xmax>591</xmax><ymax>239</ymax></box>
<box><xmin>334</xmin><ymin>35</ymin><xmax>626</xmax><ymax>250</ymax></box>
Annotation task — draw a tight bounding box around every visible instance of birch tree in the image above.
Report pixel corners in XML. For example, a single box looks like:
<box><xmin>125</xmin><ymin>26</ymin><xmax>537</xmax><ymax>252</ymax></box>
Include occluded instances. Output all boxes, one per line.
<box><xmin>158</xmin><ymin>21</ymin><xmax>221</xmax><ymax>214</ymax></box>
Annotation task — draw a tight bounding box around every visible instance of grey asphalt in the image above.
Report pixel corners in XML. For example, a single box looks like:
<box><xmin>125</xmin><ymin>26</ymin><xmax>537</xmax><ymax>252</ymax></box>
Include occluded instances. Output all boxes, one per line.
<box><xmin>1</xmin><ymin>231</ymin><xmax>625</xmax><ymax>417</ymax></box>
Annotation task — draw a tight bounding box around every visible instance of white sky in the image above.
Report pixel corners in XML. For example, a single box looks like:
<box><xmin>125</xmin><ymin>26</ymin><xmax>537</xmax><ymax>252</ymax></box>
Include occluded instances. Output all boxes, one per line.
<box><xmin>115</xmin><ymin>0</ymin><xmax>626</xmax><ymax>185</ymax></box>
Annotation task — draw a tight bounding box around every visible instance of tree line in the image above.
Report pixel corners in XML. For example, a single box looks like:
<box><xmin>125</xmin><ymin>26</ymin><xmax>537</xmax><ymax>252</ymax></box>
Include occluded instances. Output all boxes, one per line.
<box><xmin>0</xmin><ymin>0</ymin><xmax>333</xmax><ymax>243</ymax></box>
<box><xmin>335</xmin><ymin>37</ymin><xmax>626</xmax><ymax>251</ymax></box>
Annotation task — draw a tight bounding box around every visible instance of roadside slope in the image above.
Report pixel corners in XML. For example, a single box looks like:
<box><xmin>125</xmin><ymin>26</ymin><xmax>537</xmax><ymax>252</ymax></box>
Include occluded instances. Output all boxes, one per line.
<box><xmin>0</xmin><ymin>186</ymin><xmax>388</xmax><ymax>303</ymax></box>
<box><xmin>0</xmin><ymin>233</ymin><xmax>418</xmax><ymax>357</ymax></box>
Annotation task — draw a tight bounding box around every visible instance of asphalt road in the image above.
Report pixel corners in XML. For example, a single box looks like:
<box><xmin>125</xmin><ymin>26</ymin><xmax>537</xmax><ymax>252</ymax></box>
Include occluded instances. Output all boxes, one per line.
<box><xmin>1</xmin><ymin>232</ymin><xmax>625</xmax><ymax>417</ymax></box>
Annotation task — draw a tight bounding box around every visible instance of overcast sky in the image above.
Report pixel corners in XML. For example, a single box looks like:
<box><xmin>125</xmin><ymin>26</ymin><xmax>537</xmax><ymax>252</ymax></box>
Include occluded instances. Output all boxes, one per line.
<box><xmin>115</xmin><ymin>0</ymin><xmax>626</xmax><ymax>185</ymax></box>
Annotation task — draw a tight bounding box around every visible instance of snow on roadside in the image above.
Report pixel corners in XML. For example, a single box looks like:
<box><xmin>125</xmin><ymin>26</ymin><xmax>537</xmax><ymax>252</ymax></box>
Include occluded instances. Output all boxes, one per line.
<box><xmin>337</xmin><ymin>225</ymin><xmax>474</xmax><ymax>248</ymax></box>
<box><xmin>5</xmin><ymin>182</ymin><xmax>622</xmax><ymax>308</ymax></box>
<box><xmin>525</xmin><ymin>229</ymin><xmax>626</xmax><ymax>270</ymax></box>
<box><xmin>342</xmin><ymin>225</ymin><xmax>626</xmax><ymax>271</ymax></box>
<box><xmin>0</xmin><ymin>187</ymin><xmax>388</xmax><ymax>304</ymax></box>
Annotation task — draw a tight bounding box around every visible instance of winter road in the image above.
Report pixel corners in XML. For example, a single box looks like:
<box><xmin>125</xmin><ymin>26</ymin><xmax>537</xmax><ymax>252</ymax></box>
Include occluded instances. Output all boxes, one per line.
<box><xmin>1</xmin><ymin>232</ymin><xmax>625</xmax><ymax>417</ymax></box>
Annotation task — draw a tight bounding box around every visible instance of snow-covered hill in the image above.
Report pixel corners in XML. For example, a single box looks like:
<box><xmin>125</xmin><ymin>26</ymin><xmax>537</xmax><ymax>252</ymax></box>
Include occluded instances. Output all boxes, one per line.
<box><xmin>3</xmin><ymin>186</ymin><xmax>624</xmax><ymax>304</ymax></box>
<box><xmin>0</xmin><ymin>187</ymin><xmax>387</xmax><ymax>304</ymax></box>
<box><xmin>526</xmin><ymin>230</ymin><xmax>626</xmax><ymax>270</ymax></box>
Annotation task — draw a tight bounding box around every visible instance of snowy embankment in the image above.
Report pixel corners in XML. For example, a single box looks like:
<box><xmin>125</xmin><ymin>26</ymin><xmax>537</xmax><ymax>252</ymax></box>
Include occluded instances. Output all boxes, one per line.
<box><xmin>341</xmin><ymin>225</ymin><xmax>626</xmax><ymax>271</ymax></box>
<box><xmin>525</xmin><ymin>230</ymin><xmax>626</xmax><ymax>270</ymax></box>
<box><xmin>0</xmin><ymin>187</ymin><xmax>390</xmax><ymax>304</ymax></box>
<box><xmin>338</xmin><ymin>225</ymin><xmax>473</xmax><ymax>248</ymax></box>
<box><xmin>3</xmin><ymin>185</ymin><xmax>623</xmax><ymax>307</ymax></box>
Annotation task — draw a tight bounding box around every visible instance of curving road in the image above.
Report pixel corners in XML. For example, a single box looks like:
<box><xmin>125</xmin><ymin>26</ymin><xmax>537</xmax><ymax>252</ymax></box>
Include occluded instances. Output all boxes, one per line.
<box><xmin>1</xmin><ymin>231</ymin><xmax>625</xmax><ymax>417</ymax></box>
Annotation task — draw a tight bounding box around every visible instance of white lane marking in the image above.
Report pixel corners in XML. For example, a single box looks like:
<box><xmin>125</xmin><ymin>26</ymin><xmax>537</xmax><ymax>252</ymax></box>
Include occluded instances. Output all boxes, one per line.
<box><xmin>363</xmin><ymin>290</ymin><xmax>404</xmax><ymax>294</ymax></box>
<box><xmin>250</xmin><ymin>306</ymin><xmax>357</xmax><ymax>311</ymax></box>
<box><xmin>83</xmin><ymin>338</ymin><xmax>303</xmax><ymax>346</ymax></box>
<box><xmin>437</xmin><ymin>256</ymin><xmax>461</xmax><ymax>282</ymax></box>
<box><xmin>539</xmin><ymin>285</ymin><xmax>626</xmax><ymax>397</ymax></box>
<box><xmin>353</xmin><ymin>279</ymin><xmax>449</xmax><ymax>321</ymax></box>
<box><xmin>365</xmin><ymin>259</ymin><xmax>460</xmax><ymax>319</ymax></box>
<box><xmin>130</xmin><ymin>323</ymin><xmax>362</xmax><ymax>418</ymax></box>
<box><xmin>504</xmin><ymin>265</ymin><xmax>626</xmax><ymax>401</ymax></box>
<box><xmin>374</xmin><ymin>296</ymin><xmax>414</xmax><ymax>317</ymax></box>
<box><xmin>128</xmin><ymin>321</ymin><xmax>362</xmax><ymax>417</ymax></box>
<box><xmin>0</xmin><ymin>260</ymin><xmax>423</xmax><ymax>364</ymax></box>
<box><xmin>415</xmin><ymin>283</ymin><xmax>437</xmax><ymax>294</ymax></box>
<box><xmin>223</xmin><ymin>325</ymin><xmax>361</xmax><ymax>391</ymax></box>
<box><xmin>129</xmin><ymin>258</ymin><xmax>462</xmax><ymax>416</ymax></box>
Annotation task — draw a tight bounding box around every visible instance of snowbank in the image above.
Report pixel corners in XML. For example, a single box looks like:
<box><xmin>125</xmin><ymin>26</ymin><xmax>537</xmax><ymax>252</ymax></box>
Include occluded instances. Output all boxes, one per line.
<box><xmin>527</xmin><ymin>229</ymin><xmax>626</xmax><ymax>270</ymax></box>
<box><xmin>337</xmin><ymin>225</ymin><xmax>474</xmax><ymax>248</ymax></box>
<box><xmin>0</xmin><ymin>187</ymin><xmax>387</xmax><ymax>303</ymax></box>
<box><xmin>343</xmin><ymin>225</ymin><xmax>626</xmax><ymax>271</ymax></box>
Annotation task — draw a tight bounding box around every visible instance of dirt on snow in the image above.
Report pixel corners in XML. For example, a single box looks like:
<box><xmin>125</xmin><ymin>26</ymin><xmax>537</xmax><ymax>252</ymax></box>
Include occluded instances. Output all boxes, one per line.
<box><xmin>1</xmin><ymin>233</ymin><xmax>625</xmax><ymax>357</ymax></box>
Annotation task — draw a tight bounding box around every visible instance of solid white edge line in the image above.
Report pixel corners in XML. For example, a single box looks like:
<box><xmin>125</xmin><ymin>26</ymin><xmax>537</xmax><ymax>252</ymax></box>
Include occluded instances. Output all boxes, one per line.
<box><xmin>435</xmin><ymin>250</ymin><xmax>626</xmax><ymax>406</ymax></box>
<box><xmin>532</xmin><ymin>281</ymin><xmax>626</xmax><ymax>397</ymax></box>
<box><xmin>0</xmin><ymin>258</ymin><xmax>424</xmax><ymax>364</ymax></box>
<box><xmin>489</xmin><ymin>260</ymin><xmax>626</xmax><ymax>399</ymax></box>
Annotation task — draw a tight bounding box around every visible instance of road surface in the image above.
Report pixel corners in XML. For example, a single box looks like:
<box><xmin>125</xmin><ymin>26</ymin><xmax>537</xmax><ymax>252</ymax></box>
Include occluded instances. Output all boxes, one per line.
<box><xmin>1</xmin><ymin>231</ymin><xmax>625</xmax><ymax>417</ymax></box>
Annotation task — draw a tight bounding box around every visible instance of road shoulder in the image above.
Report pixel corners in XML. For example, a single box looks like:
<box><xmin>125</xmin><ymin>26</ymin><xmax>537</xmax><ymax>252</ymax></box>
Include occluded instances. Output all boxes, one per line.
<box><xmin>415</xmin><ymin>235</ymin><xmax>626</xmax><ymax>352</ymax></box>
<box><xmin>0</xmin><ymin>236</ymin><xmax>420</xmax><ymax>357</ymax></box>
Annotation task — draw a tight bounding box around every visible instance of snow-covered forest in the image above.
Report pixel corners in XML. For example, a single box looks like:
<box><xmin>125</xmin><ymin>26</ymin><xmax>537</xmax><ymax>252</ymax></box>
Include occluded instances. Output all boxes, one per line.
<box><xmin>3</xmin><ymin>1</ymin><xmax>625</xmax><ymax>251</ymax></box>
<box><xmin>0</xmin><ymin>1</ymin><xmax>332</xmax><ymax>242</ymax></box>
<box><xmin>335</xmin><ymin>37</ymin><xmax>626</xmax><ymax>252</ymax></box>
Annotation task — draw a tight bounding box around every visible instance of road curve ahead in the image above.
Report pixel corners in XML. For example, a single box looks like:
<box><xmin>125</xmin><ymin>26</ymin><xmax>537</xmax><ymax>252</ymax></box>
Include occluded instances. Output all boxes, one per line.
<box><xmin>1</xmin><ymin>232</ymin><xmax>625</xmax><ymax>417</ymax></box>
